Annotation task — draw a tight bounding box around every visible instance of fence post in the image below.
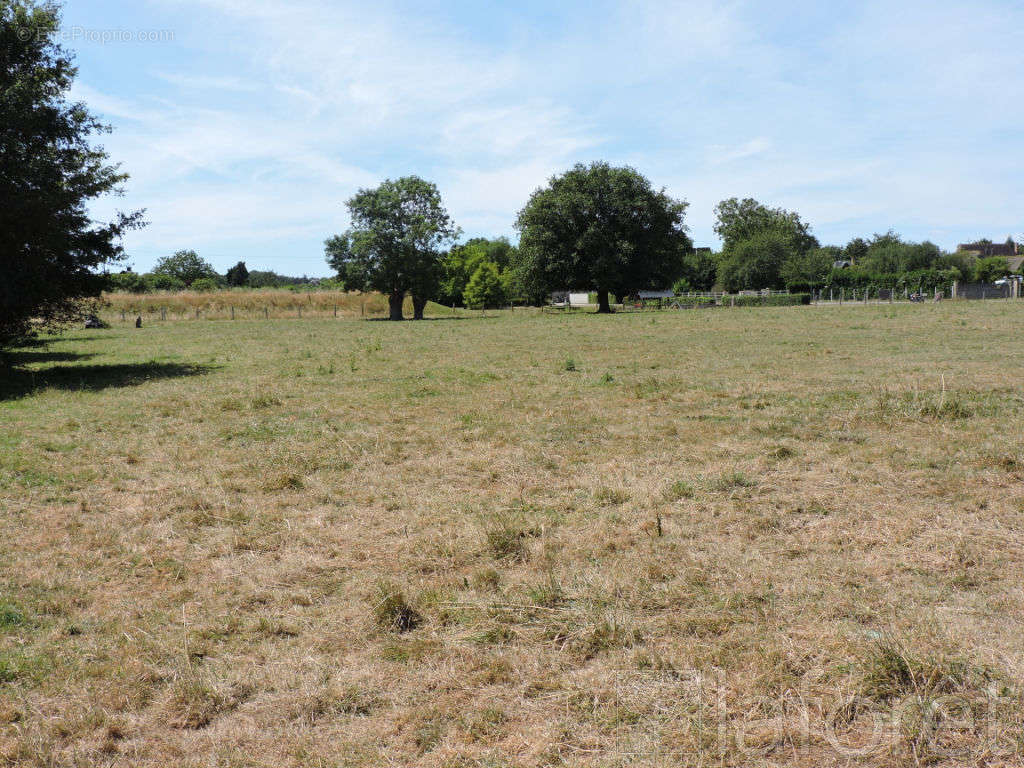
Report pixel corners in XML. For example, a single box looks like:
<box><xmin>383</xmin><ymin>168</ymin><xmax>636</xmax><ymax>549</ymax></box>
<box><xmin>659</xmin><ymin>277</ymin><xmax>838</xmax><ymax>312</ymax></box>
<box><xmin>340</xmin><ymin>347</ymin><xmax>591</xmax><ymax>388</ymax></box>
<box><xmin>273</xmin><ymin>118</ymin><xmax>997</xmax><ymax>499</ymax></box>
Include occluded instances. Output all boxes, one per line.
<box><xmin>195</xmin><ymin>307</ymin><xmax>200</xmax><ymax>320</ymax></box>
<box><xmin>334</xmin><ymin>304</ymin><xmax>338</xmax><ymax>317</ymax></box>
<box><xmin>839</xmin><ymin>288</ymin><xmax>844</xmax><ymax>305</ymax></box>
<box><xmin>298</xmin><ymin>306</ymin><xmax>302</xmax><ymax>319</ymax></box>
<box><xmin>231</xmin><ymin>306</ymin><xmax>235</xmax><ymax>320</ymax></box>
<box><xmin>264</xmin><ymin>307</ymin><xmax>269</xmax><ymax>320</ymax></box>
<box><xmin>121</xmin><ymin>310</ymin><xmax>126</xmax><ymax>323</ymax></box>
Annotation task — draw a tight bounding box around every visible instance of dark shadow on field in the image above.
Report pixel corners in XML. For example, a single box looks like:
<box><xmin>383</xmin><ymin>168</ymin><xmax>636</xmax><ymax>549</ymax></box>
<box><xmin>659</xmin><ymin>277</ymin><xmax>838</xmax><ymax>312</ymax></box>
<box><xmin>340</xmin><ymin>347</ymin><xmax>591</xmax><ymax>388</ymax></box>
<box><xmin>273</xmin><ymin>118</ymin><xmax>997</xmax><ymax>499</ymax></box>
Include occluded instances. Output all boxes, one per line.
<box><xmin>5</xmin><ymin>350</ymin><xmax>98</xmax><ymax>365</ymax></box>
<box><xmin>0</xmin><ymin>361</ymin><xmax>215</xmax><ymax>401</ymax></box>
<box><xmin>365</xmin><ymin>316</ymin><xmax>487</xmax><ymax>322</ymax></box>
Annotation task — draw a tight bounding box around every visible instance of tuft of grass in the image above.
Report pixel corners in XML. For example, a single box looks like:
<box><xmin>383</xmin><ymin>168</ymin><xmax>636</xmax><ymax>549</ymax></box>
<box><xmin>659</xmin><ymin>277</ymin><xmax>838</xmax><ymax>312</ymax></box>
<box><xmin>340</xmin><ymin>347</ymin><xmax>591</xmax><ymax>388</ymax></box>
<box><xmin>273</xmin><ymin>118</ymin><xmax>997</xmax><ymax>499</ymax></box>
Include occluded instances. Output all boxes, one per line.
<box><xmin>594</xmin><ymin>486</ymin><xmax>630</xmax><ymax>506</ymax></box>
<box><xmin>261</xmin><ymin>472</ymin><xmax>304</xmax><ymax>491</ymax></box>
<box><xmin>484</xmin><ymin>525</ymin><xmax>531</xmax><ymax>562</ymax></box>
<box><xmin>860</xmin><ymin>636</ymin><xmax>982</xmax><ymax>702</ymax></box>
<box><xmin>166</xmin><ymin>677</ymin><xmax>239</xmax><ymax>730</ymax></box>
<box><xmin>563</xmin><ymin>358</ymin><xmax>577</xmax><ymax>372</ymax></box>
<box><xmin>663</xmin><ymin>480</ymin><xmax>695</xmax><ymax>501</ymax></box>
<box><xmin>707</xmin><ymin>471</ymin><xmax>755</xmax><ymax>491</ymax></box>
<box><xmin>371</xmin><ymin>584</ymin><xmax>423</xmax><ymax>634</ymax></box>
<box><xmin>0</xmin><ymin>601</ymin><xmax>25</xmax><ymax>630</ymax></box>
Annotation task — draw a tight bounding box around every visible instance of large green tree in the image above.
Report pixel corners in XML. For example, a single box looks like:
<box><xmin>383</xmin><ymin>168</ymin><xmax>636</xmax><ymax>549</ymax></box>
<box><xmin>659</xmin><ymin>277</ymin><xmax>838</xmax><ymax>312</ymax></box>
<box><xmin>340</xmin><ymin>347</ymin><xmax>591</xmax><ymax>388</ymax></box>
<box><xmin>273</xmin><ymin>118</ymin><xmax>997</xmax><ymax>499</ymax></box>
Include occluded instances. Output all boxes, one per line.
<box><xmin>514</xmin><ymin>162</ymin><xmax>691</xmax><ymax>313</ymax></box>
<box><xmin>1</xmin><ymin>1</ymin><xmax>143</xmax><ymax>348</ymax></box>
<box><xmin>714</xmin><ymin>198</ymin><xmax>818</xmax><ymax>255</ymax></box>
<box><xmin>859</xmin><ymin>232</ymin><xmax>941</xmax><ymax>274</ymax></box>
<box><xmin>325</xmin><ymin>176</ymin><xmax>457</xmax><ymax>320</ymax></box>
<box><xmin>152</xmin><ymin>250</ymin><xmax>218</xmax><ymax>287</ymax></box>
<box><xmin>716</xmin><ymin>230</ymin><xmax>792</xmax><ymax>292</ymax></box>
<box><xmin>225</xmin><ymin>261</ymin><xmax>249</xmax><ymax>287</ymax></box>
<box><xmin>713</xmin><ymin>198</ymin><xmax>818</xmax><ymax>291</ymax></box>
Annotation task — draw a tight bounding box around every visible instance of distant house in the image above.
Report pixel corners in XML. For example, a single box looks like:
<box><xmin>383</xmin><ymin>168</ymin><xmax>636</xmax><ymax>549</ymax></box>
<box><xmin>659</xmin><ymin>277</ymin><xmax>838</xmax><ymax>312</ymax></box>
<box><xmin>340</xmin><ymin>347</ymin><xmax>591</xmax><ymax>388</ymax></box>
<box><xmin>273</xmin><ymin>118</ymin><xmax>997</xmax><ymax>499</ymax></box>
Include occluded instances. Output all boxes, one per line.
<box><xmin>637</xmin><ymin>290</ymin><xmax>675</xmax><ymax>299</ymax></box>
<box><xmin>957</xmin><ymin>238</ymin><xmax>1018</xmax><ymax>257</ymax></box>
<box><xmin>833</xmin><ymin>260</ymin><xmax>852</xmax><ymax>269</ymax></box>
<box><xmin>1008</xmin><ymin>256</ymin><xmax>1024</xmax><ymax>274</ymax></box>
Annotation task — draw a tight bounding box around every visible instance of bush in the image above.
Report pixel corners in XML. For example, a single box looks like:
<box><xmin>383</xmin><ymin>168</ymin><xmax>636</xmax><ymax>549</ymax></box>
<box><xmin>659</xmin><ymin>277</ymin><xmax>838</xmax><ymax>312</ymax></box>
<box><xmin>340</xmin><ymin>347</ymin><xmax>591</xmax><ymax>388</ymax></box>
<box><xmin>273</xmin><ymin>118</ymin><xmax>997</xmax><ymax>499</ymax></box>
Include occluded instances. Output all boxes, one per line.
<box><xmin>191</xmin><ymin>277</ymin><xmax>220</xmax><ymax>293</ymax></box>
<box><xmin>106</xmin><ymin>271</ymin><xmax>149</xmax><ymax>293</ymax></box>
<box><xmin>671</xmin><ymin>295</ymin><xmax>717</xmax><ymax>306</ymax></box>
<box><xmin>728</xmin><ymin>293</ymin><xmax>810</xmax><ymax>307</ymax></box>
<box><xmin>144</xmin><ymin>273</ymin><xmax>186</xmax><ymax>292</ymax></box>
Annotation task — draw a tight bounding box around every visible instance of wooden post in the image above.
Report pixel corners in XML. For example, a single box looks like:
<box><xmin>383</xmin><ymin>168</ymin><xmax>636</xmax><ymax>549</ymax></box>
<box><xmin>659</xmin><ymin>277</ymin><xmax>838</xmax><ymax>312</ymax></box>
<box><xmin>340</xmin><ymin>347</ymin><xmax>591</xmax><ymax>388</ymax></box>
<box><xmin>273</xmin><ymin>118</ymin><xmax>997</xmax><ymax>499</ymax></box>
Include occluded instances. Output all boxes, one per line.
<box><xmin>264</xmin><ymin>307</ymin><xmax>269</xmax><ymax>320</ymax></box>
<box><xmin>195</xmin><ymin>307</ymin><xmax>200</xmax><ymax>319</ymax></box>
<box><xmin>839</xmin><ymin>288</ymin><xmax>844</xmax><ymax>305</ymax></box>
<box><xmin>334</xmin><ymin>305</ymin><xmax>338</xmax><ymax>317</ymax></box>
<box><xmin>121</xmin><ymin>310</ymin><xmax>126</xmax><ymax>323</ymax></box>
<box><xmin>231</xmin><ymin>306</ymin><xmax>235</xmax><ymax>320</ymax></box>
<box><xmin>298</xmin><ymin>306</ymin><xmax>302</xmax><ymax>319</ymax></box>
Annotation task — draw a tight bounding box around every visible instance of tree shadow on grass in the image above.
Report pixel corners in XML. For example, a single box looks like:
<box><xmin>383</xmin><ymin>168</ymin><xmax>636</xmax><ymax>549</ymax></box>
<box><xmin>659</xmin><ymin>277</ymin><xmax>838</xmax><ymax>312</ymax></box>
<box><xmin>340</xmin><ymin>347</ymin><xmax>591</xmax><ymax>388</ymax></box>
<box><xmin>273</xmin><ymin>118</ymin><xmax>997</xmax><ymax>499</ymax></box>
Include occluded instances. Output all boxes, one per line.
<box><xmin>0</xmin><ymin>360</ymin><xmax>215</xmax><ymax>401</ymax></box>
<box><xmin>365</xmin><ymin>315</ymin><xmax>484</xmax><ymax>322</ymax></box>
<box><xmin>5</xmin><ymin>350</ymin><xmax>98</xmax><ymax>366</ymax></box>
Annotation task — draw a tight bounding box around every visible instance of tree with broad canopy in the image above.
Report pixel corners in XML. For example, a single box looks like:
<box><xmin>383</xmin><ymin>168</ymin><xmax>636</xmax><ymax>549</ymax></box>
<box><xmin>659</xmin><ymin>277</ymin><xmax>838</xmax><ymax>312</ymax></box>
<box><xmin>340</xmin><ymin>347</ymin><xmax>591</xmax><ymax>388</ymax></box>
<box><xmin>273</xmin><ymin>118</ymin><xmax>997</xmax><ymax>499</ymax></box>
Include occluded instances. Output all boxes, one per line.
<box><xmin>326</xmin><ymin>177</ymin><xmax>458</xmax><ymax>320</ymax></box>
<box><xmin>514</xmin><ymin>162</ymin><xmax>692</xmax><ymax>313</ymax></box>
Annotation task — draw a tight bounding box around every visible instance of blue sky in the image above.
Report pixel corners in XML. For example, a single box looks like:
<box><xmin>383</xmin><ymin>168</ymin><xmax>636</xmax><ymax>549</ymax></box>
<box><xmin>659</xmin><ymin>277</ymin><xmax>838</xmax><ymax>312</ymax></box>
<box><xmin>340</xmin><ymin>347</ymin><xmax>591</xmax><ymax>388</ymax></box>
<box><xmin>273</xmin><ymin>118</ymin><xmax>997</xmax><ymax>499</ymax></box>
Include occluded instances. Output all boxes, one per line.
<box><xmin>65</xmin><ymin>0</ymin><xmax>1024</xmax><ymax>276</ymax></box>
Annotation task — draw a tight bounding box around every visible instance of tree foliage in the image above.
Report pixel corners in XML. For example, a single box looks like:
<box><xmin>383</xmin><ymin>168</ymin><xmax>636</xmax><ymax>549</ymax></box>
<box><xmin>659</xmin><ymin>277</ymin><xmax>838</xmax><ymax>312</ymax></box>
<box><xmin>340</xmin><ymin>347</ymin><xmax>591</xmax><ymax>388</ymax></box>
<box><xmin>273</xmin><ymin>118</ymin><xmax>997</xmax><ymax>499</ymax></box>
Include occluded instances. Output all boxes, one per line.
<box><xmin>712</xmin><ymin>198</ymin><xmax>818</xmax><ymax>291</ymax></box>
<box><xmin>973</xmin><ymin>256</ymin><xmax>1011</xmax><ymax>283</ymax></box>
<box><xmin>858</xmin><ymin>232</ymin><xmax>941</xmax><ymax>274</ymax></box>
<box><xmin>1</xmin><ymin>0</ymin><xmax>144</xmax><ymax>347</ymax></box>
<box><xmin>714</xmin><ymin>198</ymin><xmax>818</xmax><ymax>255</ymax></box>
<box><xmin>325</xmin><ymin>176</ymin><xmax>457</xmax><ymax>320</ymax></box>
<box><xmin>716</xmin><ymin>230</ymin><xmax>793</xmax><ymax>292</ymax></box>
<box><xmin>152</xmin><ymin>250</ymin><xmax>218</xmax><ymax>287</ymax></box>
<box><xmin>514</xmin><ymin>162</ymin><xmax>691</xmax><ymax>312</ymax></box>
<box><xmin>439</xmin><ymin>237</ymin><xmax>516</xmax><ymax>307</ymax></box>
<box><xmin>225</xmin><ymin>261</ymin><xmax>249</xmax><ymax>287</ymax></box>
<box><xmin>463</xmin><ymin>262</ymin><xmax>506</xmax><ymax>309</ymax></box>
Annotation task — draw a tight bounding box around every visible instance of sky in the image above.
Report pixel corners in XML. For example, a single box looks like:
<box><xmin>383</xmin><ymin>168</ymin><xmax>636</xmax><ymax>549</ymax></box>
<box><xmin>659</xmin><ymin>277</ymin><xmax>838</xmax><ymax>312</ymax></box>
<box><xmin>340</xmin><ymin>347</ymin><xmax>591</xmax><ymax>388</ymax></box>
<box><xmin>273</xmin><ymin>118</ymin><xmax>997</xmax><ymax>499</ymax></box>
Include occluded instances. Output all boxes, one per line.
<box><xmin>62</xmin><ymin>0</ymin><xmax>1024</xmax><ymax>276</ymax></box>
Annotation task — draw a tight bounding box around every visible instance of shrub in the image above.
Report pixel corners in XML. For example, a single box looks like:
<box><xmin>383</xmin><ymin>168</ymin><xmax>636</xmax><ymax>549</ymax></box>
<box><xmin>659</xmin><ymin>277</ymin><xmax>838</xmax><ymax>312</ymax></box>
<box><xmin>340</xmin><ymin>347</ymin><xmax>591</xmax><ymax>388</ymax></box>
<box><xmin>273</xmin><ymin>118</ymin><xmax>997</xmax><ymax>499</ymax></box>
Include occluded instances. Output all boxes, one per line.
<box><xmin>143</xmin><ymin>273</ymin><xmax>186</xmax><ymax>292</ymax></box>
<box><xmin>728</xmin><ymin>293</ymin><xmax>810</xmax><ymax>307</ymax></box>
<box><xmin>106</xmin><ymin>271</ymin><xmax>149</xmax><ymax>293</ymax></box>
<box><xmin>191</xmin><ymin>277</ymin><xmax>220</xmax><ymax>293</ymax></box>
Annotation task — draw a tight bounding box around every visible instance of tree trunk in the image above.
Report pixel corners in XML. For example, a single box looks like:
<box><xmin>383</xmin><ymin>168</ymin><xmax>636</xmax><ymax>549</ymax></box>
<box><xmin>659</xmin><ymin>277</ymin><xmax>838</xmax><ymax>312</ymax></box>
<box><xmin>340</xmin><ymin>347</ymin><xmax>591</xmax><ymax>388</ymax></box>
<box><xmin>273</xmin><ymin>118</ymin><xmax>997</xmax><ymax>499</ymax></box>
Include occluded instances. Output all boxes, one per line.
<box><xmin>412</xmin><ymin>295</ymin><xmax>427</xmax><ymax>320</ymax></box>
<box><xmin>388</xmin><ymin>290</ymin><xmax>405</xmax><ymax>321</ymax></box>
<box><xmin>596</xmin><ymin>289</ymin><xmax>613</xmax><ymax>314</ymax></box>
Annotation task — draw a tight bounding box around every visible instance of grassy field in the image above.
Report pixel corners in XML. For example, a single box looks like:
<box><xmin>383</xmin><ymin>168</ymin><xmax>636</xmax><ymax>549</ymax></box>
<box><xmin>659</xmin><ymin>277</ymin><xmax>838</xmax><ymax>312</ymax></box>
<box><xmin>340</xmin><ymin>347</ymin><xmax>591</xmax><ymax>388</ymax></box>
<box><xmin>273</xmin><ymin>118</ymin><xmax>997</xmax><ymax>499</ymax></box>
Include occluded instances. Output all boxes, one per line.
<box><xmin>2</xmin><ymin>302</ymin><xmax>1023</xmax><ymax>767</ymax></box>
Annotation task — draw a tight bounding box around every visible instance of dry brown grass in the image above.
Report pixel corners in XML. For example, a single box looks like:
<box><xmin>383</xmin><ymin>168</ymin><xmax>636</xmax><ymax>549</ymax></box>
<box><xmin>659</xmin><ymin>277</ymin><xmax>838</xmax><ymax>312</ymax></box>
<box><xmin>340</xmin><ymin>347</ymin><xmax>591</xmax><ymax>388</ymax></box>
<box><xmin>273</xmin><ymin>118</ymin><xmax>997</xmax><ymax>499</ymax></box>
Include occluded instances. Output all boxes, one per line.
<box><xmin>100</xmin><ymin>288</ymin><xmax>467</xmax><ymax>321</ymax></box>
<box><xmin>2</xmin><ymin>301</ymin><xmax>1024</xmax><ymax>766</ymax></box>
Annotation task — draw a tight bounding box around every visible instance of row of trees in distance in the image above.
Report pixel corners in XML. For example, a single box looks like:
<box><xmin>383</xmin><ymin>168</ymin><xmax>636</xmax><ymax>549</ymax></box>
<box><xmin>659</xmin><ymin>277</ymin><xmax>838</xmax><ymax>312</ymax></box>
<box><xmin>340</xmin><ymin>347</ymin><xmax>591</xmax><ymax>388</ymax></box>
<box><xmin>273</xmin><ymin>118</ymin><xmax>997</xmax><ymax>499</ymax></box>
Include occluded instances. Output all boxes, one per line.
<box><xmin>107</xmin><ymin>250</ymin><xmax>327</xmax><ymax>293</ymax></box>
<box><xmin>323</xmin><ymin>166</ymin><xmax>1013</xmax><ymax>319</ymax></box>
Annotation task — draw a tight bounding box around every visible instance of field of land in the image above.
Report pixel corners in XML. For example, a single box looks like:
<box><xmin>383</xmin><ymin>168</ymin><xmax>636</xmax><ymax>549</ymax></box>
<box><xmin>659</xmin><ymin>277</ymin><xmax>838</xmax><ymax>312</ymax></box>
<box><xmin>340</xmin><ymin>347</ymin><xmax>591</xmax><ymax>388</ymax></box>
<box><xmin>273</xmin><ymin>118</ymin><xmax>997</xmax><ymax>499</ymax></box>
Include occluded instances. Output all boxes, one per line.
<box><xmin>1</xmin><ymin>302</ymin><xmax>1023</xmax><ymax>767</ymax></box>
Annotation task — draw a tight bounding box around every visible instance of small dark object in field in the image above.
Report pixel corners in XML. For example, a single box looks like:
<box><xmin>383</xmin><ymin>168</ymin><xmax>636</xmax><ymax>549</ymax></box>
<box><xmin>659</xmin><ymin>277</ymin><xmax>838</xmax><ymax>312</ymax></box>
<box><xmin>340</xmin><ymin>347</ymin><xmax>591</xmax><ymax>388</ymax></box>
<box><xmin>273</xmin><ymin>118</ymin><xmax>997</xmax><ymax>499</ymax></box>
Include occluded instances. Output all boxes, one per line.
<box><xmin>135</xmin><ymin>316</ymin><xmax>142</xmax><ymax>328</ymax></box>
<box><xmin>84</xmin><ymin>314</ymin><xmax>108</xmax><ymax>329</ymax></box>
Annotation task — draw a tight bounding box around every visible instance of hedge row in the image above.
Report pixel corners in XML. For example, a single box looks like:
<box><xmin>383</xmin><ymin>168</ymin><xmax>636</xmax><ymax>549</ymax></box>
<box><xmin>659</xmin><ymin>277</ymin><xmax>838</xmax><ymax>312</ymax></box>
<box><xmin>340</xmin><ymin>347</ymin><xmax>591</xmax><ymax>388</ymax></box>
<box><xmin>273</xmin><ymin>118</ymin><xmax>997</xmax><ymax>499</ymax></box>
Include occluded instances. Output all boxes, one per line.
<box><xmin>729</xmin><ymin>293</ymin><xmax>811</xmax><ymax>307</ymax></box>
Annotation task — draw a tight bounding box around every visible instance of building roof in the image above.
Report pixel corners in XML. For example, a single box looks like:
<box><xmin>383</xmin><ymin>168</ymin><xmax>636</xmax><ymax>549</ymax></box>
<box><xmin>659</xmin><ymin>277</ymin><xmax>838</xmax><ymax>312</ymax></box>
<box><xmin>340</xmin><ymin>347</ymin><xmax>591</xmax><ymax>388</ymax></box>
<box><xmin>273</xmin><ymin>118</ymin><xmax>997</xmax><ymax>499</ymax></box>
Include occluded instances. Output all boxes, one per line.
<box><xmin>637</xmin><ymin>290</ymin><xmax>675</xmax><ymax>299</ymax></box>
